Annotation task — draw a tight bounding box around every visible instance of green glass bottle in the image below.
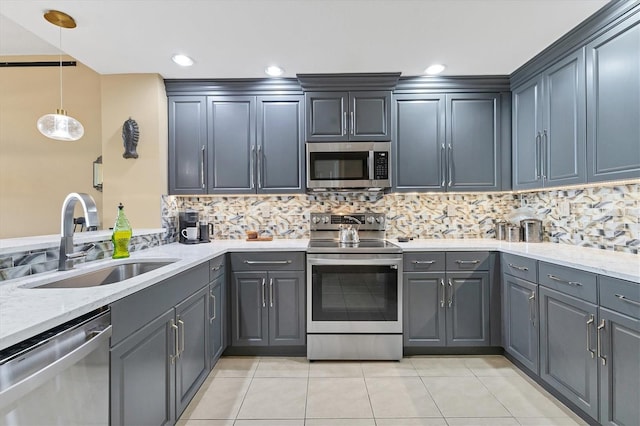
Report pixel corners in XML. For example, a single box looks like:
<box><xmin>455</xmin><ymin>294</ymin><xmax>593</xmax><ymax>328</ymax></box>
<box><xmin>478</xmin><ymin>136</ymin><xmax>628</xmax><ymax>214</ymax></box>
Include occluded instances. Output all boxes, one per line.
<box><xmin>112</xmin><ymin>203</ymin><xmax>132</xmax><ymax>259</ymax></box>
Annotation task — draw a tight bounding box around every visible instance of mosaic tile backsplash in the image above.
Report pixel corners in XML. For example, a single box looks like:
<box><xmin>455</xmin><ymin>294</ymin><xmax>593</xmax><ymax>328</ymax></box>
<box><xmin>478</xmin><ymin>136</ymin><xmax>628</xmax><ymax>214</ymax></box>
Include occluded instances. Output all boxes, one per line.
<box><xmin>163</xmin><ymin>181</ymin><xmax>640</xmax><ymax>254</ymax></box>
<box><xmin>0</xmin><ymin>232</ymin><xmax>168</xmax><ymax>281</ymax></box>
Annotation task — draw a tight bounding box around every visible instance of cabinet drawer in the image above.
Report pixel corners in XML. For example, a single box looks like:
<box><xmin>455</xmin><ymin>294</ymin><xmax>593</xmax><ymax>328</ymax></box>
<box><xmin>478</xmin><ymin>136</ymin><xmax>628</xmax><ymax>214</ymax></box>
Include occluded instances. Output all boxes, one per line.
<box><xmin>502</xmin><ymin>253</ymin><xmax>537</xmax><ymax>282</ymax></box>
<box><xmin>230</xmin><ymin>252</ymin><xmax>305</xmax><ymax>271</ymax></box>
<box><xmin>403</xmin><ymin>252</ymin><xmax>446</xmax><ymax>272</ymax></box>
<box><xmin>599</xmin><ymin>276</ymin><xmax>640</xmax><ymax>319</ymax></box>
<box><xmin>209</xmin><ymin>255</ymin><xmax>225</xmax><ymax>281</ymax></box>
<box><xmin>446</xmin><ymin>252</ymin><xmax>490</xmax><ymax>271</ymax></box>
<box><xmin>538</xmin><ymin>262</ymin><xmax>597</xmax><ymax>303</ymax></box>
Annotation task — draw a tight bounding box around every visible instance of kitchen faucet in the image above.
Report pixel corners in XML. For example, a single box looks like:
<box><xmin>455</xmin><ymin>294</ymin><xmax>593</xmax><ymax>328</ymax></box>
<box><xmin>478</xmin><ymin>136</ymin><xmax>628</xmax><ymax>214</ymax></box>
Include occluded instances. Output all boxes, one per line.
<box><xmin>58</xmin><ymin>193</ymin><xmax>99</xmax><ymax>271</ymax></box>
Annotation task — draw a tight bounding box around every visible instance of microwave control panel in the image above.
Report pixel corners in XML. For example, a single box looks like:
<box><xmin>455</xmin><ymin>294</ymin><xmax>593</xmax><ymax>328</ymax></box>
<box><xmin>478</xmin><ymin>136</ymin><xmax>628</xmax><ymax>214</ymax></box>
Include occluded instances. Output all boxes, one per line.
<box><xmin>373</xmin><ymin>152</ymin><xmax>389</xmax><ymax>180</ymax></box>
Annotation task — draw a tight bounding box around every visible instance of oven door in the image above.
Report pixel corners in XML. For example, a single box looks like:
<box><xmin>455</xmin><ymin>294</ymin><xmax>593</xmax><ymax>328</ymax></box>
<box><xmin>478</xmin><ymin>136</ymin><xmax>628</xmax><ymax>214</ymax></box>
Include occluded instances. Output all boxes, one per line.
<box><xmin>307</xmin><ymin>253</ymin><xmax>403</xmax><ymax>333</ymax></box>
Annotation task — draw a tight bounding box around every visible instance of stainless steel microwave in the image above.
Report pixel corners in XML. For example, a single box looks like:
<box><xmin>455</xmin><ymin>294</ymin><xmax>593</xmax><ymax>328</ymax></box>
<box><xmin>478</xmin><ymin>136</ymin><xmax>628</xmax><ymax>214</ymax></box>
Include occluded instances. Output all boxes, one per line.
<box><xmin>306</xmin><ymin>142</ymin><xmax>391</xmax><ymax>190</ymax></box>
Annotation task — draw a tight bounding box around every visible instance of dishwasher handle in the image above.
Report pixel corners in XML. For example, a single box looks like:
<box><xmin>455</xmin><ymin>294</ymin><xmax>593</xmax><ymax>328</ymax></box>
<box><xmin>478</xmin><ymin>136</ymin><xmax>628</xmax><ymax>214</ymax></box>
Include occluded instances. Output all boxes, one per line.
<box><xmin>0</xmin><ymin>324</ymin><xmax>112</xmax><ymax>411</ymax></box>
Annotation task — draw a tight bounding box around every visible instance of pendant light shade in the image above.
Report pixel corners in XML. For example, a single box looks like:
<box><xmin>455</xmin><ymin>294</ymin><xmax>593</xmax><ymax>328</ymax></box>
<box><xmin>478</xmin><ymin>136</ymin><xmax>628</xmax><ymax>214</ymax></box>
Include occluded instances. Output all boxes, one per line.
<box><xmin>37</xmin><ymin>10</ymin><xmax>84</xmax><ymax>141</ymax></box>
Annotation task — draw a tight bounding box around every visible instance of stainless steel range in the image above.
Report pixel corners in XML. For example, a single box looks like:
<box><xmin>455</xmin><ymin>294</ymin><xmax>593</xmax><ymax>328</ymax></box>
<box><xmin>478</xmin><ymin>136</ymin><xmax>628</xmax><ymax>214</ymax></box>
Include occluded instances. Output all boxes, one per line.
<box><xmin>307</xmin><ymin>212</ymin><xmax>403</xmax><ymax>360</ymax></box>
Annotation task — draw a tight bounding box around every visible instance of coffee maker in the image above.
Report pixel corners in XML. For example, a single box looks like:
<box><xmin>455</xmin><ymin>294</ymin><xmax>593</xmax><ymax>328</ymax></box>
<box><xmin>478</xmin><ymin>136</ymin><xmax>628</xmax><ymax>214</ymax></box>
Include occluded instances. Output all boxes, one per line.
<box><xmin>179</xmin><ymin>210</ymin><xmax>200</xmax><ymax>244</ymax></box>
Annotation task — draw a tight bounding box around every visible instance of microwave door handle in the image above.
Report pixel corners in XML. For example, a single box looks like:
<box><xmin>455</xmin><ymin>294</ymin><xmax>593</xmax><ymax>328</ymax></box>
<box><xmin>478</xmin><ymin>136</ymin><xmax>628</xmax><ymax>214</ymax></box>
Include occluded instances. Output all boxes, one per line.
<box><xmin>368</xmin><ymin>153</ymin><xmax>374</xmax><ymax>180</ymax></box>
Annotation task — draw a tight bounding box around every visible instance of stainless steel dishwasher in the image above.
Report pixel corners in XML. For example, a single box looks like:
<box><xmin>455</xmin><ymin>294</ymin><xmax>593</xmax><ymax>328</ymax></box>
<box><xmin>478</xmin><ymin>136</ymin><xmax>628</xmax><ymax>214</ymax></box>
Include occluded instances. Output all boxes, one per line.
<box><xmin>0</xmin><ymin>308</ymin><xmax>111</xmax><ymax>425</ymax></box>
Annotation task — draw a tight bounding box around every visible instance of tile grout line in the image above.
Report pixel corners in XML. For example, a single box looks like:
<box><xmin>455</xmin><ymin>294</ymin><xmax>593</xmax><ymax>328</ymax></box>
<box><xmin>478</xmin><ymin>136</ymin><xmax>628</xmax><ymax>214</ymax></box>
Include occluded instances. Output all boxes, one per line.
<box><xmin>232</xmin><ymin>357</ymin><xmax>260</xmax><ymax>425</ymax></box>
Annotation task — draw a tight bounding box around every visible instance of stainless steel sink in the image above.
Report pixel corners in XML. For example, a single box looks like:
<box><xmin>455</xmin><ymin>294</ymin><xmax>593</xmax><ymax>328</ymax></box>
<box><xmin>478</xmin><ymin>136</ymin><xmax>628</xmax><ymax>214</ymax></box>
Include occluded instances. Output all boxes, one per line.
<box><xmin>30</xmin><ymin>260</ymin><xmax>176</xmax><ymax>289</ymax></box>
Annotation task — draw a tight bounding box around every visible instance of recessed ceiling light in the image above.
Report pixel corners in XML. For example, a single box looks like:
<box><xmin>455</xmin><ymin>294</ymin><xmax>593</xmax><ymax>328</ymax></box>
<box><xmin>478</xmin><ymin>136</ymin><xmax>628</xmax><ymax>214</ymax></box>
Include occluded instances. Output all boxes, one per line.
<box><xmin>424</xmin><ymin>64</ymin><xmax>446</xmax><ymax>75</ymax></box>
<box><xmin>265</xmin><ymin>65</ymin><xmax>284</xmax><ymax>77</ymax></box>
<box><xmin>172</xmin><ymin>54</ymin><xmax>194</xmax><ymax>67</ymax></box>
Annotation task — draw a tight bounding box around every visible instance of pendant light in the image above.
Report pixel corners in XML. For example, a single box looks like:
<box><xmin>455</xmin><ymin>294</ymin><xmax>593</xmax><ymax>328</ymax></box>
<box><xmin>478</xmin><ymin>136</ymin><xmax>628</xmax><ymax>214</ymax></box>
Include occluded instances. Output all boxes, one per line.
<box><xmin>36</xmin><ymin>10</ymin><xmax>84</xmax><ymax>141</ymax></box>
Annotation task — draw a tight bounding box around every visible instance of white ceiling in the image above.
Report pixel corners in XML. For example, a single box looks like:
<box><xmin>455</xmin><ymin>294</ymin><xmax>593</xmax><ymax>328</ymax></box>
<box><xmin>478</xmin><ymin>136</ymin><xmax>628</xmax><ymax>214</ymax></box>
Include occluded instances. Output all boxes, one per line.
<box><xmin>0</xmin><ymin>0</ymin><xmax>609</xmax><ymax>79</ymax></box>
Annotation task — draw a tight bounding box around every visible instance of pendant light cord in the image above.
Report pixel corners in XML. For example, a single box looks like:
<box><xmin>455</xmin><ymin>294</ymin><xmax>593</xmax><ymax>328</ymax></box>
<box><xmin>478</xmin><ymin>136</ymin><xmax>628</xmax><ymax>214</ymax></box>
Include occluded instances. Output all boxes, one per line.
<box><xmin>59</xmin><ymin>26</ymin><xmax>63</xmax><ymax>110</ymax></box>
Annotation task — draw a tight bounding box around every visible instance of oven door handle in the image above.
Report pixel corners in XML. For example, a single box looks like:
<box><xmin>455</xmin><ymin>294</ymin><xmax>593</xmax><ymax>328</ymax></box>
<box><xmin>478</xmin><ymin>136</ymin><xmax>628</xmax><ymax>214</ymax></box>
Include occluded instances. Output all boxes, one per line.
<box><xmin>308</xmin><ymin>258</ymin><xmax>401</xmax><ymax>266</ymax></box>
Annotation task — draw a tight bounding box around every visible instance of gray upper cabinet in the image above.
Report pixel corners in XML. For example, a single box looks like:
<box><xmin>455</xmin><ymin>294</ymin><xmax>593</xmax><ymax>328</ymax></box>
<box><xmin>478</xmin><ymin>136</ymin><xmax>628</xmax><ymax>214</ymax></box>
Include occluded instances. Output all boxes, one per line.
<box><xmin>586</xmin><ymin>12</ymin><xmax>640</xmax><ymax>182</ymax></box>
<box><xmin>257</xmin><ymin>95</ymin><xmax>304</xmax><ymax>193</ymax></box>
<box><xmin>305</xmin><ymin>91</ymin><xmax>391</xmax><ymax>142</ymax></box>
<box><xmin>446</xmin><ymin>94</ymin><xmax>502</xmax><ymax>191</ymax></box>
<box><xmin>512</xmin><ymin>49</ymin><xmax>586</xmax><ymax>190</ymax></box>
<box><xmin>394</xmin><ymin>93</ymin><xmax>502</xmax><ymax>192</ymax></box>
<box><xmin>208</xmin><ymin>96</ymin><xmax>256</xmax><ymax>194</ymax></box>
<box><xmin>394</xmin><ymin>94</ymin><xmax>446</xmax><ymax>191</ymax></box>
<box><xmin>168</xmin><ymin>96</ymin><xmax>207</xmax><ymax>194</ymax></box>
<box><xmin>168</xmin><ymin>92</ymin><xmax>304</xmax><ymax>195</ymax></box>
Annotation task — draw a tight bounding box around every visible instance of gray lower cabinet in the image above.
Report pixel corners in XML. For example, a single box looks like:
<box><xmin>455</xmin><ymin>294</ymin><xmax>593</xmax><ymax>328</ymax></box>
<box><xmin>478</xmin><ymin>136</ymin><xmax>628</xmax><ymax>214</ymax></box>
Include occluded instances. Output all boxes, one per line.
<box><xmin>305</xmin><ymin>91</ymin><xmax>391</xmax><ymax>142</ymax></box>
<box><xmin>598</xmin><ymin>307</ymin><xmax>640</xmax><ymax>426</ymax></box>
<box><xmin>110</xmin><ymin>308</ymin><xmax>175</xmax><ymax>426</ymax></box>
<box><xmin>230</xmin><ymin>254</ymin><xmax>305</xmax><ymax>348</ymax></box>
<box><xmin>403</xmin><ymin>252</ymin><xmax>490</xmax><ymax>347</ymax></box>
<box><xmin>393</xmin><ymin>93</ymin><xmax>502</xmax><ymax>192</ymax></box>
<box><xmin>539</xmin><ymin>286</ymin><xmax>599</xmax><ymax>420</ymax></box>
<box><xmin>512</xmin><ymin>48</ymin><xmax>586</xmax><ymax>190</ymax></box>
<box><xmin>586</xmin><ymin>12</ymin><xmax>640</xmax><ymax>182</ymax></box>
<box><xmin>110</xmin><ymin>263</ymin><xmax>210</xmax><ymax>425</ymax></box>
<box><xmin>502</xmin><ymin>273</ymin><xmax>539</xmax><ymax>373</ymax></box>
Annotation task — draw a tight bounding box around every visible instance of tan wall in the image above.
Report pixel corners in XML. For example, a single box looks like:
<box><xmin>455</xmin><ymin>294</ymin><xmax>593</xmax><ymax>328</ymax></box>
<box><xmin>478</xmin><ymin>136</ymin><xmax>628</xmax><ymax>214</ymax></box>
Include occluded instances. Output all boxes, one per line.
<box><xmin>0</xmin><ymin>56</ymin><xmax>103</xmax><ymax>238</ymax></box>
<box><xmin>100</xmin><ymin>74</ymin><xmax>167</xmax><ymax>230</ymax></box>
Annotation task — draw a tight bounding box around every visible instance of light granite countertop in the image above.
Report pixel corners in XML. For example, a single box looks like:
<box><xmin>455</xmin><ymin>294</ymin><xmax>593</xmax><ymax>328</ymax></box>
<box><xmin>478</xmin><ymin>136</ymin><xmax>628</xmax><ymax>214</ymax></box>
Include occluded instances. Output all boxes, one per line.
<box><xmin>0</xmin><ymin>238</ymin><xmax>637</xmax><ymax>351</ymax></box>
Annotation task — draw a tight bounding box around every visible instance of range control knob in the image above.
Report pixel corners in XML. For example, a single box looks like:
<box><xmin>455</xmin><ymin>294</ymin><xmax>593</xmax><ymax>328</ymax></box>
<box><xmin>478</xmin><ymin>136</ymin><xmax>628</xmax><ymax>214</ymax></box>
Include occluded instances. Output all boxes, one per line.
<box><xmin>312</xmin><ymin>216</ymin><xmax>321</xmax><ymax>224</ymax></box>
<box><xmin>375</xmin><ymin>216</ymin><xmax>385</xmax><ymax>224</ymax></box>
<box><xmin>322</xmin><ymin>216</ymin><xmax>330</xmax><ymax>224</ymax></box>
<box><xmin>366</xmin><ymin>216</ymin><xmax>375</xmax><ymax>224</ymax></box>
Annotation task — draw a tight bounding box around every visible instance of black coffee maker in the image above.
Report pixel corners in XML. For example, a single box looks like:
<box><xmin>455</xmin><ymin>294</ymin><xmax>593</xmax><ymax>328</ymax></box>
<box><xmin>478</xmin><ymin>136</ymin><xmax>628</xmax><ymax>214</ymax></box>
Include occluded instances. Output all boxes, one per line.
<box><xmin>179</xmin><ymin>210</ymin><xmax>200</xmax><ymax>244</ymax></box>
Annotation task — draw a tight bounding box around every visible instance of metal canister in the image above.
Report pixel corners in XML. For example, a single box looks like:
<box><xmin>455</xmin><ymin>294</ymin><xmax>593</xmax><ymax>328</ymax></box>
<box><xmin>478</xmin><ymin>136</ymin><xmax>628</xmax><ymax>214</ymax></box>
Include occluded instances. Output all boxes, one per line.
<box><xmin>506</xmin><ymin>224</ymin><xmax>521</xmax><ymax>242</ymax></box>
<box><xmin>521</xmin><ymin>219</ymin><xmax>543</xmax><ymax>243</ymax></box>
<box><xmin>495</xmin><ymin>220</ymin><xmax>507</xmax><ymax>240</ymax></box>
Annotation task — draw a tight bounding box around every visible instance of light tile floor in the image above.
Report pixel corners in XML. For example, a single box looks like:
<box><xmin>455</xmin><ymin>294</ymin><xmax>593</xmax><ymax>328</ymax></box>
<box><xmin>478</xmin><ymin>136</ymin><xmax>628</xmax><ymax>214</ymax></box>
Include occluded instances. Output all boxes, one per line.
<box><xmin>178</xmin><ymin>355</ymin><xmax>588</xmax><ymax>426</ymax></box>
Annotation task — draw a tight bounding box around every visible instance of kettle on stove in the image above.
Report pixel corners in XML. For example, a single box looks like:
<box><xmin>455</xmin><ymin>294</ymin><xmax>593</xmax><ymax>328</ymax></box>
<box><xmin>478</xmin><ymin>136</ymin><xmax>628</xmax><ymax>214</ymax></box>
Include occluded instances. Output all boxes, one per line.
<box><xmin>339</xmin><ymin>224</ymin><xmax>360</xmax><ymax>245</ymax></box>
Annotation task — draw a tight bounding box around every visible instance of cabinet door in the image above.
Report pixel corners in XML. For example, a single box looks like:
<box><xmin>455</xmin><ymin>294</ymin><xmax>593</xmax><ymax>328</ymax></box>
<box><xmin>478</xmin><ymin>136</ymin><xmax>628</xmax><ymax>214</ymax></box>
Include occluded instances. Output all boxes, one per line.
<box><xmin>110</xmin><ymin>308</ymin><xmax>176</xmax><ymax>426</ymax></box>
<box><xmin>257</xmin><ymin>95</ymin><xmax>304</xmax><ymax>193</ymax></box>
<box><xmin>446</xmin><ymin>272</ymin><xmax>490</xmax><ymax>346</ymax></box>
<box><xmin>231</xmin><ymin>271</ymin><xmax>269</xmax><ymax>346</ymax></box>
<box><xmin>209</xmin><ymin>275</ymin><xmax>225</xmax><ymax>367</ymax></box>
<box><xmin>168</xmin><ymin>96</ymin><xmax>207</xmax><ymax>194</ymax></box>
<box><xmin>544</xmin><ymin>49</ymin><xmax>587</xmax><ymax>187</ymax></box>
<box><xmin>393</xmin><ymin>94</ymin><xmax>446</xmax><ymax>191</ymax></box>
<box><xmin>268</xmin><ymin>271</ymin><xmax>306</xmax><ymax>346</ymax></box>
<box><xmin>349</xmin><ymin>91</ymin><xmax>391</xmax><ymax>141</ymax></box>
<box><xmin>305</xmin><ymin>91</ymin><xmax>348</xmax><ymax>142</ymax></box>
<box><xmin>208</xmin><ymin>96</ymin><xmax>256</xmax><ymax>193</ymax></box>
<box><xmin>502</xmin><ymin>273</ymin><xmax>539</xmax><ymax>373</ymax></box>
<box><xmin>539</xmin><ymin>286</ymin><xmax>598</xmax><ymax>419</ymax></box>
<box><xmin>446</xmin><ymin>93</ymin><xmax>501</xmax><ymax>191</ymax></box>
<box><xmin>175</xmin><ymin>286</ymin><xmax>209</xmax><ymax>416</ymax></box>
<box><xmin>586</xmin><ymin>13</ymin><xmax>640</xmax><ymax>183</ymax></box>
<box><xmin>599</xmin><ymin>307</ymin><xmax>640</xmax><ymax>426</ymax></box>
<box><xmin>512</xmin><ymin>76</ymin><xmax>544</xmax><ymax>189</ymax></box>
<box><xmin>403</xmin><ymin>272</ymin><xmax>446</xmax><ymax>347</ymax></box>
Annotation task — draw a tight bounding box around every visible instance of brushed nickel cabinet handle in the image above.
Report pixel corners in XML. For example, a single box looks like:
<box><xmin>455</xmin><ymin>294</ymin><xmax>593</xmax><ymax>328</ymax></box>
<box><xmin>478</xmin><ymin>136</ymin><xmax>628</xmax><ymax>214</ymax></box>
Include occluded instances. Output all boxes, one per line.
<box><xmin>350</xmin><ymin>111</ymin><xmax>355</xmax><ymax>135</ymax></box>
<box><xmin>456</xmin><ymin>260</ymin><xmax>480</xmax><ymax>265</ymax></box>
<box><xmin>178</xmin><ymin>319</ymin><xmax>185</xmax><ymax>356</ymax></box>
<box><xmin>261</xmin><ymin>278</ymin><xmax>266</xmax><ymax>308</ymax></box>
<box><xmin>535</xmin><ymin>132</ymin><xmax>542</xmax><ymax>180</ymax></box>
<box><xmin>542</xmin><ymin>130</ymin><xmax>548</xmax><ymax>180</ymax></box>
<box><xmin>440</xmin><ymin>279</ymin><xmax>445</xmax><ymax>308</ymax></box>
<box><xmin>210</xmin><ymin>289</ymin><xmax>217</xmax><ymax>322</ymax></box>
<box><xmin>201</xmin><ymin>145</ymin><xmax>206</xmax><ymax>189</ymax></box>
<box><xmin>257</xmin><ymin>145</ymin><xmax>262</xmax><ymax>189</ymax></box>
<box><xmin>615</xmin><ymin>294</ymin><xmax>640</xmax><ymax>307</ymax></box>
<box><xmin>529</xmin><ymin>292</ymin><xmax>536</xmax><ymax>327</ymax></box>
<box><xmin>250</xmin><ymin>145</ymin><xmax>255</xmax><ymax>189</ymax></box>
<box><xmin>586</xmin><ymin>315</ymin><xmax>595</xmax><ymax>358</ymax></box>
<box><xmin>343</xmin><ymin>111</ymin><xmax>347</xmax><ymax>136</ymax></box>
<box><xmin>412</xmin><ymin>260</ymin><xmax>436</xmax><ymax>265</ymax></box>
<box><xmin>597</xmin><ymin>319</ymin><xmax>606</xmax><ymax>366</ymax></box>
<box><xmin>211</xmin><ymin>265</ymin><xmax>222</xmax><ymax>272</ymax></box>
<box><xmin>447</xmin><ymin>279</ymin><xmax>453</xmax><ymax>308</ymax></box>
<box><xmin>508</xmin><ymin>263</ymin><xmax>529</xmax><ymax>271</ymax></box>
<box><xmin>170</xmin><ymin>319</ymin><xmax>179</xmax><ymax>363</ymax></box>
<box><xmin>244</xmin><ymin>260</ymin><xmax>292</xmax><ymax>265</ymax></box>
<box><xmin>547</xmin><ymin>274</ymin><xmax>582</xmax><ymax>286</ymax></box>
<box><xmin>269</xmin><ymin>278</ymin><xmax>274</xmax><ymax>308</ymax></box>
<box><xmin>447</xmin><ymin>143</ymin><xmax>453</xmax><ymax>187</ymax></box>
<box><xmin>440</xmin><ymin>144</ymin><xmax>446</xmax><ymax>186</ymax></box>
